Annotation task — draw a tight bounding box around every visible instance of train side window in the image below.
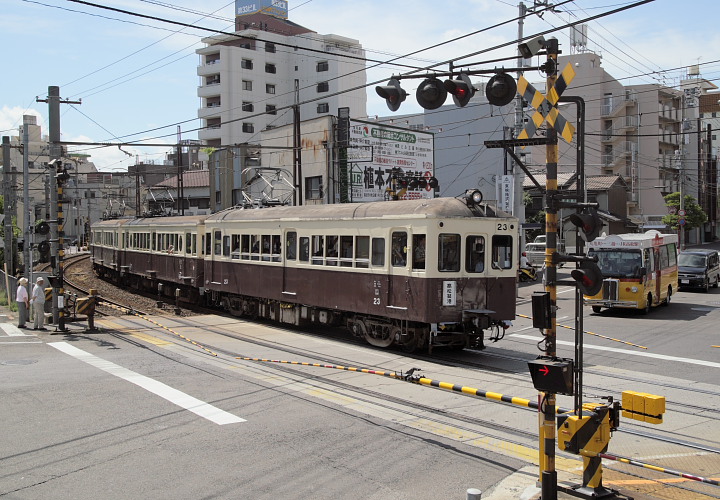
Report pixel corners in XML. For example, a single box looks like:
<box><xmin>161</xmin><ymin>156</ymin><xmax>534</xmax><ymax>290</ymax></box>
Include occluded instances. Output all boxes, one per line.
<box><xmin>271</xmin><ymin>235</ymin><xmax>281</xmax><ymax>262</ymax></box>
<box><xmin>299</xmin><ymin>237</ymin><xmax>309</xmax><ymax>262</ymax></box>
<box><xmin>178</xmin><ymin>235</ymin><xmax>182</xmax><ymax>253</ymax></box>
<box><xmin>340</xmin><ymin>236</ymin><xmax>353</xmax><ymax>267</ymax></box>
<box><xmin>326</xmin><ymin>235</ymin><xmax>338</xmax><ymax>266</ymax></box>
<box><xmin>222</xmin><ymin>235</ymin><xmax>231</xmax><ymax>257</ymax></box>
<box><xmin>250</xmin><ymin>235</ymin><xmax>260</xmax><ymax>260</ymax></box>
<box><xmin>371</xmin><ymin>238</ymin><xmax>385</xmax><ymax>267</ymax></box>
<box><xmin>355</xmin><ymin>236</ymin><xmax>369</xmax><ymax>268</ymax></box>
<box><xmin>214</xmin><ymin>231</ymin><xmax>222</xmax><ymax>255</ymax></box>
<box><xmin>185</xmin><ymin>233</ymin><xmax>192</xmax><ymax>254</ymax></box>
<box><xmin>241</xmin><ymin>234</ymin><xmax>250</xmax><ymax>260</ymax></box>
<box><xmin>286</xmin><ymin>232</ymin><xmax>297</xmax><ymax>260</ymax></box>
<box><xmin>412</xmin><ymin>234</ymin><xmax>426</xmax><ymax>270</ymax></box>
<box><xmin>261</xmin><ymin>235</ymin><xmax>271</xmax><ymax>261</ymax></box>
<box><xmin>491</xmin><ymin>235</ymin><xmax>513</xmax><ymax>269</ymax></box>
<box><xmin>391</xmin><ymin>232</ymin><xmax>407</xmax><ymax>267</ymax></box>
<box><xmin>231</xmin><ymin>235</ymin><xmax>241</xmax><ymax>259</ymax></box>
<box><xmin>438</xmin><ymin>234</ymin><xmax>460</xmax><ymax>272</ymax></box>
<box><xmin>205</xmin><ymin>232</ymin><xmax>211</xmax><ymax>255</ymax></box>
<box><xmin>311</xmin><ymin>235</ymin><xmax>324</xmax><ymax>265</ymax></box>
<box><xmin>466</xmin><ymin>235</ymin><xmax>485</xmax><ymax>273</ymax></box>
<box><xmin>151</xmin><ymin>232</ymin><xmax>156</xmax><ymax>251</ymax></box>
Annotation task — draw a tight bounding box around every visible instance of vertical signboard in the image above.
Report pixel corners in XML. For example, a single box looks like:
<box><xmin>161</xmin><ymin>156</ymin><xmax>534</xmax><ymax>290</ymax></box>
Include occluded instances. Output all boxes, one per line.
<box><xmin>347</xmin><ymin>120</ymin><xmax>435</xmax><ymax>202</ymax></box>
<box><xmin>497</xmin><ymin>174</ymin><xmax>514</xmax><ymax>214</ymax></box>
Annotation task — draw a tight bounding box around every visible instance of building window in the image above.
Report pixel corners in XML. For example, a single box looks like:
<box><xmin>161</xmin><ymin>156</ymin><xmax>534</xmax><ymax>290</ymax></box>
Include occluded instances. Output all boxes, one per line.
<box><xmin>242</xmin><ymin>102</ymin><xmax>254</xmax><ymax>112</ymax></box>
<box><xmin>265</xmin><ymin>63</ymin><xmax>276</xmax><ymax>74</ymax></box>
<box><xmin>205</xmin><ymin>75</ymin><xmax>220</xmax><ymax>86</ymax></box>
<box><xmin>316</xmin><ymin>61</ymin><xmax>329</xmax><ymax>72</ymax></box>
<box><xmin>265</xmin><ymin>42</ymin><xmax>276</xmax><ymax>53</ymax></box>
<box><xmin>242</xmin><ymin>123</ymin><xmax>254</xmax><ymax>133</ymax></box>
<box><xmin>317</xmin><ymin>81</ymin><xmax>329</xmax><ymax>93</ymax></box>
<box><xmin>317</xmin><ymin>103</ymin><xmax>329</xmax><ymax>114</ymax></box>
<box><xmin>266</xmin><ymin>104</ymin><xmax>277</xmax><ymax>115</ymax></box>
<box><xmin>305</xmin><ymin>176</ymin><xmax>323</xmax><ymax>200</ymax></box>
<box><xmin>266</xmin><ymin>84</ymin><xmax>276</xmax><ymax>94</ymax></box>
<box><xmin>242</xmin><ymin>80</ymin><xmax>252</xmax><ymax>91</ymax></box>
<box><xmin>241</xmin><ymin>59</ymin><xmax>253</xmax><ymax>70</ymax></box>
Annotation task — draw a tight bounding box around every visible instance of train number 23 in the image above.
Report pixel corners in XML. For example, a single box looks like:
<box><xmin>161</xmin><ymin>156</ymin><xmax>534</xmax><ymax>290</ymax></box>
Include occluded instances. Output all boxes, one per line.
<box><xmin>497</xmin><ymin>223</ymin><xmax>509</xmax><ymax>230</ymax></box>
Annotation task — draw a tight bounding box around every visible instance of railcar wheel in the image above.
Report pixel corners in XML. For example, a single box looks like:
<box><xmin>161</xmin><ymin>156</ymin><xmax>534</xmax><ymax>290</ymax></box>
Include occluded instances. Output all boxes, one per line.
<box><xmin>361</xmin><ymin>321</ymin><xmax>393</xmax><ymax>348</ymax></box>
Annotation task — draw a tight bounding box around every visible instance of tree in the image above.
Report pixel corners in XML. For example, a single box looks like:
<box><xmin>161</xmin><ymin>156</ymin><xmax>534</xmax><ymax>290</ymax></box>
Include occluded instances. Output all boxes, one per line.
<box><xmin>661</xmin><ymin>192</ymin><xmax>707</xmax><ymax>230</ymax></box>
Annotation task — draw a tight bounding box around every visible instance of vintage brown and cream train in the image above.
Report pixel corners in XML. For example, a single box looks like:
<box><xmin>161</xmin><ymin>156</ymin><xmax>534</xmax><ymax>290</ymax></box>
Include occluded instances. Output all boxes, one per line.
<box><xmin>90</xmin><ymin>195</ymin><xmax>519</xmax><ymax>353</ymax></box>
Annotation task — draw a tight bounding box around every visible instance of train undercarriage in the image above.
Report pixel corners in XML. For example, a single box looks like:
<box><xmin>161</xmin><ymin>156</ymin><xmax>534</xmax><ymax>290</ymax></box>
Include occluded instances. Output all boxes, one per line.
<box><xmin>95</xmin><ymin>262</ymin><xmax>500</xmax><ymax>354</ymax></box>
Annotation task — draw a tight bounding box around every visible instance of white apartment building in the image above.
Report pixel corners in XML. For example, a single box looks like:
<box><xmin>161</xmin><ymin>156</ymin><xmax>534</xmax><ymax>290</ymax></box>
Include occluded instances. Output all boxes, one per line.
<box><xmin>196</xmin><ymin>8</ymin><xmax>367</xmax><ymax>148</ymax></box>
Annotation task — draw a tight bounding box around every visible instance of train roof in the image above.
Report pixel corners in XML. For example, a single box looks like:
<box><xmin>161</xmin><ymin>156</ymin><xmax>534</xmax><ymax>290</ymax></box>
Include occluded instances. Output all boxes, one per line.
<box><xmin>206</xmin><ymin>197</ymin><xmax>512</xmax><ymax>223</ymax></box>
<box><xmin>92</xmin><ymin>215</ymin><xmax>209</xmax><ymax>227</ymax></box>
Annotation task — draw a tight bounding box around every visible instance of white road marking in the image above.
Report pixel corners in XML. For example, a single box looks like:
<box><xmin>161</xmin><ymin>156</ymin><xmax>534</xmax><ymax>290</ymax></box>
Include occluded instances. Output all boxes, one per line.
<box><xmin>0</xmin><ymin>323</ymin><xmax>34</xmax><ymax>337</ymax></box>
<box><xmin>49</xmin><ymin>342</ymin><xmax>245</xmax><ymax>425</ymax></box>
<box><xmin>510</xmin><ymin>334</ymin><xmax>720</xmax><ymax>368</ymax></box>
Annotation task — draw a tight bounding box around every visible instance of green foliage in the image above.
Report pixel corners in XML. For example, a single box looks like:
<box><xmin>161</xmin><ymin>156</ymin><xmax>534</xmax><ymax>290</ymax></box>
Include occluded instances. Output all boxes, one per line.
<box><xmin>525</xmin><ymin>209</ymin><xmax>546</xmax><ymax>243</ymax></box>
<box><xmin>661</xmin><ymin>193</ymin><xmax>707</xmax><ymax>230</ymax></box>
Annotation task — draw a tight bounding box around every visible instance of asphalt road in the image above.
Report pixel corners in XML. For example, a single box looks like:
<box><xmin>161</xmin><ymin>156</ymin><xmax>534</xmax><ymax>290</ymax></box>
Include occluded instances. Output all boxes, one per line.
<box><xmin>2</xmin><ymin>248</ymin><xmax>719</xmax><ymax>500</ymax></box>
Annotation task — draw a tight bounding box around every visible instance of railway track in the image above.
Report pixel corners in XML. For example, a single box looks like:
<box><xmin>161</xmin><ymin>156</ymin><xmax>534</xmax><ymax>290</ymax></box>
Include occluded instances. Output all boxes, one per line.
<box><xmin>94</xmin><ymin>311</ymin><xmax>720</xmax><ymax>499</ymax></box>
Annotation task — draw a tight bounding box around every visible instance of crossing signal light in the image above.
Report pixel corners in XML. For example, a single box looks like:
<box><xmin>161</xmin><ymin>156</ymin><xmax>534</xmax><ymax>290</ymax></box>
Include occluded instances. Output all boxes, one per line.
<box><xmin>528</xmin><ymin>356</ymin><xmax>574</xmax><ymax>395</ymax></box>
<box><xmin>571</xmin><ymin>261</ymin><xmax>603</xmax><ymax>296</ymax></box>
<box><xmin>569</xmin><ymin>208</ymin><xmax>602</xmax><ymax>242</ymax></box>
<box><xmin>376</xmin><ymin>78</ymin><xmax>407</xmax><ymax>112</ymax></box>
<box><xmin>444</xmin><ymin>74</ymin><xmax>475</xmax><ymax>107</ymax></box>
<box><xmin>485</xmin><ymin>71</ymin><xmax>517</xmax><ymax>106</ymax></box>
<box><xmin>35</xmin><ymin>221</ymin><xmax>50</xmax><ymax>235</ymax></box>
<box><xmin>416</xmin><ymin>77</ymin><xmax>448</xmax><ymax>110</ymax></box>
<box><xmin>37</xmin><ymin>240</ymin><xmax>51</xmax><ymax>262</ymax></box>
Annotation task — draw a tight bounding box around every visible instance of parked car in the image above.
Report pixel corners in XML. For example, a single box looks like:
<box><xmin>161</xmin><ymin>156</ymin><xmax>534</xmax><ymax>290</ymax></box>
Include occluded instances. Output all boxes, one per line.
<box><xmin>524</xmin><ymin>242</ymin><xmax>546</xmax><ymax>267</ymax></box>
<box><xmin>524</xmin><ymin>239</ymin><xmax>565</xmax><ymax>268</ymax></box>
<box><xmin>678</xmin><ymin>248</ymin><xmax>720</xmax><ymax>292</ymax></box>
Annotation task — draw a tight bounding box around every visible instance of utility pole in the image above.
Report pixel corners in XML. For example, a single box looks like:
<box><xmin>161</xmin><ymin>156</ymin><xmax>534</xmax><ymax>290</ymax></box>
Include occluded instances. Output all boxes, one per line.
<box><xmin>37</xmin><ymin>86</ymin><xmax>81</xmax><ymax>332</ymax></box>
<box><xmin>2</xmin><ymin>137</ymin><xmax>13</xmax><ymax>275</ymax></box>
<box><xmin>540</xmin><ymin>37</ymin><xmax>560</xmax><ymax>500</ymax></box>
<box><xmin>22</xmin><ymin>117</ymin><xmax>31</xmax><ymax>284</ymax></box>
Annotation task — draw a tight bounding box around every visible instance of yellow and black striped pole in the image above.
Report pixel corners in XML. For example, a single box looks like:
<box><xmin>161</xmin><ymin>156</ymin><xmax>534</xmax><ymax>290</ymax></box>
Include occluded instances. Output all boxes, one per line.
<box><xmin>539</xmin><ymin>37</ymin><xmax>560</xmax><ymax>500</ymax></box>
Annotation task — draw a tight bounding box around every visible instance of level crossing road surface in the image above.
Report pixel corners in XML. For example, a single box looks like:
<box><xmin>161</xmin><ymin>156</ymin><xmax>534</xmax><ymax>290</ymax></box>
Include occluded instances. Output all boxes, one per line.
<box><xmin>1</xmin><ymin>269</ymin><xmax>719</xmax><ymax>500</ymax></box>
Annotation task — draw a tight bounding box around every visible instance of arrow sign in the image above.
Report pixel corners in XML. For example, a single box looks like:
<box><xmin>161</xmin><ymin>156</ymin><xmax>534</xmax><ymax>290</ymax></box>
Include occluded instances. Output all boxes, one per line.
<box><xmin>539</xmin><ymin>365</ymin><xmax>549</xmax><ymax>376</ymax></box>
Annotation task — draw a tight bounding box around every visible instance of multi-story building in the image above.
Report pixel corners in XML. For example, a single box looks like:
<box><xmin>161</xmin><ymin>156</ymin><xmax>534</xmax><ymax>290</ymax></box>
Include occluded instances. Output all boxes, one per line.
<box><xmin>195</xmin><ymin>3</ymin><xmax>366</xmax><ymax>148</ymax></box>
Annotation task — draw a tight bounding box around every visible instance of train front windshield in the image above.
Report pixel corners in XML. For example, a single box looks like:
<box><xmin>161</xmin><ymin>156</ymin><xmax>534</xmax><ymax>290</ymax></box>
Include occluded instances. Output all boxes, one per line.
<box><xmin>589</xmin><ymin>248</ymin><xmax>643</xmax><ymax>278</ymax></box>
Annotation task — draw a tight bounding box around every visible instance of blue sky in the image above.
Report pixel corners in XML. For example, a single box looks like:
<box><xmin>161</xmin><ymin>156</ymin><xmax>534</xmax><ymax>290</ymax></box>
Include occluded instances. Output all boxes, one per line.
<box><xmin>2</xmin><ymin>0</ymin><xmax>718</xmax><ymax>171</ymax></box>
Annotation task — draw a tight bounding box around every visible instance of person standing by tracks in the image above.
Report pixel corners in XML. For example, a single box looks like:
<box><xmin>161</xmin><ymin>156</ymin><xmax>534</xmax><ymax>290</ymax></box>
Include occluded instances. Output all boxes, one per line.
<box><xmin>16</xmin><ymin>277</ymin><xmax>29</xmax><ymax>328</ymax></box>
<box><xmin>30</xmin><ymin>277</ymin><xmax>47</xmax><ymax>331</ymax></box>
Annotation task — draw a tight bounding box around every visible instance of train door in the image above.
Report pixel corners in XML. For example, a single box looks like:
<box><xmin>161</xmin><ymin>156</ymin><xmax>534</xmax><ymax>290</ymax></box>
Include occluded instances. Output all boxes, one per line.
<box><xmin>283</xmin><ymin>230</ymin><xmax>297</xmax><ymax>296</ymax></box>
<box><xmin>388</xmin><ymin>230</ymin><xmax>408</xmax><ymax>308</ymax></box>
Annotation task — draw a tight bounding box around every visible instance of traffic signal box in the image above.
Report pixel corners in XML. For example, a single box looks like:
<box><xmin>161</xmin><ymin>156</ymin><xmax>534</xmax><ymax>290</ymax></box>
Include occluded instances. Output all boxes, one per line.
<box><xmin>621</xmin><ymin>390</ymin><xmax>665</xmax><ymax>424</ymax></box>
<box><xmin>527</xmin><ymin>356</ymin><xmax>574</xmax><ymax>395</ymax></box>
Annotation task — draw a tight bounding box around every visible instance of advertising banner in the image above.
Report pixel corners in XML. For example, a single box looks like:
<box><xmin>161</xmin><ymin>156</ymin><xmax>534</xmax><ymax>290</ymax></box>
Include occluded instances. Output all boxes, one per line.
<box><xmin>347</xmin><ymin>120</ymin><xmax>435</xmax><ymax>202</ymax></box>
<box><xmin>235</xmin><ymin>0</ymin><xmax>288</xmax><ymax>19</ymax></box>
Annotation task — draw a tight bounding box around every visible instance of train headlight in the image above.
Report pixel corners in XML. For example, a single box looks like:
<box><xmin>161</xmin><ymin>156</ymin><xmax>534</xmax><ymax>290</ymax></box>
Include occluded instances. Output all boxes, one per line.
<box><xmin>464</xmin><ymin>189</ymin><xmax>483</xmax><ymax>207</ymax></box>
<box><xmin>627</xmin><ymin>286</ymin><xmax>638</xmax><ymax>293</ymax></box>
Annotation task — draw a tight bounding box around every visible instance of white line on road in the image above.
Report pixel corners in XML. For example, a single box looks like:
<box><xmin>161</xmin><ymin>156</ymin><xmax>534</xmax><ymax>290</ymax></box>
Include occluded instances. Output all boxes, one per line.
<box><xmin>510</xmin><ymin>334</ymin><xmax>720</xmax><ymax>368</ymax></box>
<box><xmin>0</xmin><ymin>323</ymin><xmax>35</xmax><ymax>337</ymax></box>
<box><xmin>49</xmin><ymin>342</ymin><xmax>245</xmax><ymax>425</ymax></box>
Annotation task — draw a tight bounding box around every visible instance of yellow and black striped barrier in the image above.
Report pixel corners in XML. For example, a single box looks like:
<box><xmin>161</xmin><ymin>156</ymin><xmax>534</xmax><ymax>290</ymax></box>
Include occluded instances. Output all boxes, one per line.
<box><xmin>592</xmin><ymin>450</ymin><xmax>720</xmax><ymax>487</ymax></box>
<box><xmin>235</xmin><ymin>357</ymin><xmax>414</xmax><ymax>381</ymax></box>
